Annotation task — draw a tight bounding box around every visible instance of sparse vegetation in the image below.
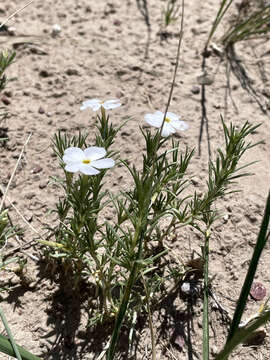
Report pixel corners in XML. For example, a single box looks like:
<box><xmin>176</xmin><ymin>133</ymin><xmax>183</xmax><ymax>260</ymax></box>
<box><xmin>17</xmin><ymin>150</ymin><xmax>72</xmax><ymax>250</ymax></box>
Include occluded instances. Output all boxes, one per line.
<box><xmin>0</xmin><ymin>1</ymin><xmax>269</xmax><ymax>360</ymax></box>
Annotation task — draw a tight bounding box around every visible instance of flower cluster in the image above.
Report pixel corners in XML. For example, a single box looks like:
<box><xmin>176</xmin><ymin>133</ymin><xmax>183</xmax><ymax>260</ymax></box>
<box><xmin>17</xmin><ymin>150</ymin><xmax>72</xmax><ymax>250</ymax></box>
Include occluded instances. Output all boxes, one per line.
<box><xmin>62</xmin><ymin>98</ymin><xmax>189</xmax><ymax>175</ymax></box>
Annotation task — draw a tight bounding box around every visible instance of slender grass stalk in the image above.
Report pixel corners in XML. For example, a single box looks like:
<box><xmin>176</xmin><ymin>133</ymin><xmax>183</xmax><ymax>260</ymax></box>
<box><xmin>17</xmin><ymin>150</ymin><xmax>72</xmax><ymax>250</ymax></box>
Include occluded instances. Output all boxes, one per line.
<box><xmin>106</xmin><ymin>230</ymin><xmax>144</xmax><ymax>360</ymax></box>
<box><xmin>0</xmin><ymin>306</ymin><xmax>22</xmax><ymax>360</ymax></box>
<box><xmin>202</xmin><ymin>228</ymin><xmax>210</xmax><ymax>360</ymax></box>
<box><xmin>205</xmin><ymin>0</ymin><xmax>233</xmax><ymax>50</ymax></box>
<box><xmin>226</xmin><ymin>191</ymin><xmax>270</xmax><ymax>343</ymax></box>
<box><xmin>159</xmin><ymin>0</ymin><xmax>184</xmax><ymax>140</ymax></box>
<box><xmin>141</xmin><ymin>273</ymin><xmax>156</xmax><ymax>360</ymax></box>
<box><xmin>0</xmin><ymin>333</ymin><xmax>41</xmax><ymax>360</ymax></box>
<box><xmin>0</xmin><ymin>133</ymin><xmax>32</xmax><ymax>213</ymax></box>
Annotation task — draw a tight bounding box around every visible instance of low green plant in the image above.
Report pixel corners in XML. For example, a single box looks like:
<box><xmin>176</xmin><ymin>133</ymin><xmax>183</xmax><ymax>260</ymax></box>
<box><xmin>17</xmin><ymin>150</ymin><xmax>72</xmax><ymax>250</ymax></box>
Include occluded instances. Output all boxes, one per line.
<box><xmin>204</xmin><ymin>0</ymin><xmax>270</xmax><ymax>50</ymax></box>
<box><xmin>163</xmin><ymin>0</ymin><xmax>181</xmax><ymax>27</ymax></box>
<box><xmin>0</xmin><ymin>49</ymin><xmax>15</xmax><ymax>142</ymax></box>
<box><xmin>204</xmin><ymin>0</ymin><xmax>234</xmax><ymax>50</ymax></box>
<box><xmin>222</xmin><ymin>1</ymin><xmax>270</xmax><ymax>47</ymax></box>
<box><xmin>0</xmin><ymin>50</ymin><xmax>15</xmax><ymax>92</ymax></box>
<box><xmin>40</xmin><ymin>96</ymin><xmax>261</xmax><ymax>359</ymax></box>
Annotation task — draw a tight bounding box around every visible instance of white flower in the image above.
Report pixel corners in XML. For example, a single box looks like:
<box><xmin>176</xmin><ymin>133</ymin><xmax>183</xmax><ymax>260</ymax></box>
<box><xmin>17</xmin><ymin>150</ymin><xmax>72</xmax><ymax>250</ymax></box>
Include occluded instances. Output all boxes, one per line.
<box><xmin>63</xmin><ymin>146</ymin><xmax>115</xmax><ymax>175</ymax></box>
<box><xmin>144</xmin><ymin>111</ymin><xmax>188</xmax><ymax>137</ymax></box>
<box><xmin>80</xmin><ymin>98</ymin><xmax>121</xmax><ymax>111</ymax></box>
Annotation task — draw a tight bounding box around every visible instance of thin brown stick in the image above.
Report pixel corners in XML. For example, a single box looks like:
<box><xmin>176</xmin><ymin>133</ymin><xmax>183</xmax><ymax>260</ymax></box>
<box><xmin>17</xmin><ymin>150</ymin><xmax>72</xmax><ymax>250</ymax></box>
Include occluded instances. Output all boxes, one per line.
<box><xmin>160</xmin><ymin>0</ymin><xmax>185</xmax><ymax>138</ymax></box>
<box><xmin>0</xmin><ymin>0</ymin><xmax>36</xmax><ymax>30</ymax></box>
<box><xmin>0</xmin><ymin>133</ymin><xmax>32</xmax><ymax>213</ymax></box>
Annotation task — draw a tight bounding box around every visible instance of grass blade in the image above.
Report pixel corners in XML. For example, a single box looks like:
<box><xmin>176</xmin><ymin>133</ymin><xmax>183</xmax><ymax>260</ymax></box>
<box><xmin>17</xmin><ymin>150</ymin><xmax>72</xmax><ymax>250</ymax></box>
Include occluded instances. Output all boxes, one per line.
<box><xmin>0</xmin><ymin>333</ymin><xmax>41</xmax><ymax>360</ymax></box>
<box><xmin>226</xmin><ymin>191</ymin><xmax>270</xmax><ymax>342</ymax></box>
<box><xmin>216</xmin><ymin>309</ymin><xmax>270</xmax><ymax>359</ymax></box>
<box><xmin>202</xmin><ymin>229</ymin><xmax>210</xmax><ymax>360</ymax></box>
<box><xmin>0</xmin><ymin>305</ymin><xmax>22</xmax><ymax>360</ymax></box>
<box><xmin>205</xmin><ymin>0</ymin><xmax>233</xmax><ymax>49</ymax></box>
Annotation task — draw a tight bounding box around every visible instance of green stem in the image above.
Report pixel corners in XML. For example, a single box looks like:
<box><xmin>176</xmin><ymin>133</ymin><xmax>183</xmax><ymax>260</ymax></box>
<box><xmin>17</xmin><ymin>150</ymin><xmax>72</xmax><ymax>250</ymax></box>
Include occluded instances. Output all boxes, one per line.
<box><xmin>0</xmin><ymin>305</ymin><xmax>22</xmax><ymax>360</ymax></box>
<box><xmin>106</xmin><ymin>229</ymin><xmax>144</xmax><ymax>360</ymax></box>
<box><xmin>203</xmin><ymin>228</ymin><xmax>210</xmax><ymax>360</ymax></box>
<box><xmin>141</xmin><ymin>273</ymin><xmax>156</xmax><ymax>360</ymax></box>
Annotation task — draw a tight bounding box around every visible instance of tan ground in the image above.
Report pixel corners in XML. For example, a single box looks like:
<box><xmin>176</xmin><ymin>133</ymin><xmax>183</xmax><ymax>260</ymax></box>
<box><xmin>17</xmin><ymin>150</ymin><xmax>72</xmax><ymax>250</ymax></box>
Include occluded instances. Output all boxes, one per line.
<box><xmin>0</xmin><ymin>0</ymin><xmax>269</xmax><ymax>359</ymax></box>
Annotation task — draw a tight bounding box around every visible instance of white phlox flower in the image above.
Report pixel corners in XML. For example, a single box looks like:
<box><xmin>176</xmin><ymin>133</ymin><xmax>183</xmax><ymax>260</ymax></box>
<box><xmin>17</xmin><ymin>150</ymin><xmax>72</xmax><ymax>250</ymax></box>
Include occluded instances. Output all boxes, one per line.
<box><xmin>80</xmin><ymin>98</ymin><xmax>121</xmax><ymax>111</ymax></box>
<box><xmin>144</xmin><ymin>111</ymin><xmax>189</xmax><ymax>137</ymax></box>
<box><xmin>63</xmin><ymin>146</ymin><xmax>115</xmax><ymax>175</ymax></box>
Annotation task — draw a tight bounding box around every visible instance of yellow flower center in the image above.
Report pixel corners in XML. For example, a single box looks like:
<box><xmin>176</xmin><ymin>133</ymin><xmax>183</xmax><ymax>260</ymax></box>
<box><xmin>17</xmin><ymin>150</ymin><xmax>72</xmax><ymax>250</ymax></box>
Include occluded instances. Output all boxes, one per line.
<box><xmin>82</xmin><ymin>159</ymin><xmax>91</xmax><ymax>164</ymax></box>
<box><xmin>165</xmin><ymin>117</ymin><xmax>171</xmax><ymax>123</ymax></box>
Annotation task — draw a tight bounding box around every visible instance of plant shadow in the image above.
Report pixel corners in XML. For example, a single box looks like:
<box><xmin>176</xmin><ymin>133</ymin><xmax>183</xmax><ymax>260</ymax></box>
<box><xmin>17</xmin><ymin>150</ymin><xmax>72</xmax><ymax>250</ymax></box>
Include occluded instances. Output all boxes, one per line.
<box><xmin>35</xmin><ymin>259</ymin><xmax>147</xmax><ymax>360</ymax></box>
<box><xmin>156</xmin><ymin>280</ymin><xmax>201</xmax><ymax>359</ymax></box>
<box><xmin>225</xmin><ymin>44</ymin><xmax>267</xmax><ymax>114</ymax></box>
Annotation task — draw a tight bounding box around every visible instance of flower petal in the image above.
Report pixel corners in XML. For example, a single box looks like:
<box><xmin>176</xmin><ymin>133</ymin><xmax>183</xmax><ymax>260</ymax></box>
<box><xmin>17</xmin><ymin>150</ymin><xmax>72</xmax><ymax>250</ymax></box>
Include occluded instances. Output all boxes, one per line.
<box><xmin>63</xmin><ymin>147</ymin><xmax>85</xmax><ymax>163</ymax></box>
<box><xmin>64</xmin><ymin>163</ymin><xmax>81</xmax><ymax>173</ymax></box>
<box><xmin>103</xmin><ymin>99</ymin><xmax>121</xmax><ymax>110</ymax></box>
<box><xmin>144</xmin><ymin>113</ymin><xmax>163</xmax><ymax>128</ymax></box>
<box><xmin>166</xmin><ymin>112</ymin><xmax>180</xmax><ymax>122</ymax></box>
<box><xmin>91</xmin><ymin>158</ymin><xmax>115</xmax><ymax>169</ymax></box>
<box><xmin>172</xmin><ymin>120</ymin><xmax>189</xmax><ymax>131</ymax></box>
<box><xmin>78</xmin><ymin>164</ymin><xmax>100</xmax><ymax>175</ymax></box>
<box><xmin>161</xmin><ymin>123</ymin><xmax>175</xmax><ymax>137</ymax></box>
<box><xmin>84</xmin><ymin>147</ymin><xmax>106</xmax><ymax>160</ymax></box>
<box><xmin>153</xmin><ymin>111</ymin><xmax>165</xmax><ymax>120</ymax></box>
<box><xmin>80</xmin><ymin>99</ymin><xmax>101</xmax><ymax>111</ymax></box>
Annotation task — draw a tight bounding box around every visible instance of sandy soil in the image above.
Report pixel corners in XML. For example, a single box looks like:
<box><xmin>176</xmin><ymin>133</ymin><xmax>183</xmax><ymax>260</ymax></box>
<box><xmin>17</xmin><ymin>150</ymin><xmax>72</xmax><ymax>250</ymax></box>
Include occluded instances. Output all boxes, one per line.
<box><xmin>0</xmin><ymin>0</ymin><xmax>269</xmax><ymax>359</ymax></box>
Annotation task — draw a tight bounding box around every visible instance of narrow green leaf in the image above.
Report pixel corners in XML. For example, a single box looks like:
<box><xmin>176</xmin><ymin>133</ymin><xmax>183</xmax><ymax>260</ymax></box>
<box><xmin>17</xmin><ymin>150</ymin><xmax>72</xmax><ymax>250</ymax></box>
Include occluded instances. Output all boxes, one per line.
<box><xmin>227</xmin><ymin>192</ymin><xmax>270</xmax><ymax>342</ymax></box>
<box><xmin>0</xmin><ymin>333</ymin><xmax>41</xmax><ymax>360</ymax></box>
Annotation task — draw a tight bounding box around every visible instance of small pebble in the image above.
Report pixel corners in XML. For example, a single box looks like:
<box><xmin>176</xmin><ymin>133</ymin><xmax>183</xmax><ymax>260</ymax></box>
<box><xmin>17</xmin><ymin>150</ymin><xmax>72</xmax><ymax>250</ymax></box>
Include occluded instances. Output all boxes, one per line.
<box><xmin>38</xmin><ymin>106</ymin><xmax>45</xmax><ymax>114</ymax></box>
<box><xmin>1</xmin><ymin>95</ymin><xmax>10</xmax><ymax>105</ymax></box>
<box><xmin>39</xmin><ymin>181</ymin><xmax>48</xmax><ymax>189</ymax></box>
<box><xmin>25</xmin><ymin>192</ymin><xmax>35</xmax><ymax>200</ymax></box>
<box><xmin>51</xmin><ymin>24</ymin><xmax>61</xmax><ymax>37</ymax></box>
<box><xmin>31</xmin><ymin>166</ymin><xmax>43</xmax><ymax>174</ymax></box>
<box><xmin>262</xmin><ymin>88</ymin><xmax>270</xmax><ymax>98</ymax></box>
<box><xmin>66</xmin><ymin>68</ymin><xmax>79</xmax><ymax>76</ymax></box>
<box><xmin>197</xmin><ymin>72</ymin><xmax>214</xmax><ymax>86</ymax></box>
<box><xmin>181</xmin><ymin>282</ymin><xmax>191</xmax><ymax>295</ymax></box>
<box><xmin>3</xmin><ymin>90</ymin><xmax>12</xmax><ymax>97</ymax></box>
<box><xmin>191</xmin><ymin>85</ymin><xmax>200</xmax><ymax>94</ymax></box>
<box><xmin>250</xmin><ymin>282</ymin><xmax>266</xmax><ymax>301</ymax></box>
<box><xmin>39</xmin><ymin>70</ymin><xmax>51</xmax><ymax>78</ymax></box>
<box><xmin>116</xmin><ymin>90</ymin><xmax>124</xmax><ymax>98</ymax></box>
<box><xmin>113</xmin><ymin>19</ymin><xmax>121</xmax><ymax>26</ymax></box>
<box><xmin>7</xmin><ymin>26</ymin><xmax>16</xmax><ymax>36</ymax></box>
